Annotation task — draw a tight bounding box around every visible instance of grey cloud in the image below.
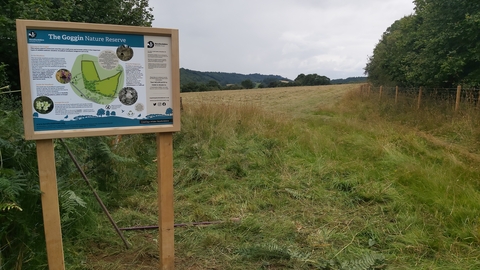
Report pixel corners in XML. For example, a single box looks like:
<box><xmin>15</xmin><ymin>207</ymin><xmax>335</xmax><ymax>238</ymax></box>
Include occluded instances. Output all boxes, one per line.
<box><xmin>151</xmin><ymin>0</ymin><xmax>414</xmax><ymax>80</ymax></box>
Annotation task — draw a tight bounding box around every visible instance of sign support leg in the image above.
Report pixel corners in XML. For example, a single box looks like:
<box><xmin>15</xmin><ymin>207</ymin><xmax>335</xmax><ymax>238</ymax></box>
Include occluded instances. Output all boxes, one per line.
<box><xmin>156</xmin><ymin>132</ymin><xmax>175</xmax><ymax>269</ymax></box>
<box><xmin>36</xmin><ymin>139</ymin><xmax>65</xmax><ymax>270</ymax></box>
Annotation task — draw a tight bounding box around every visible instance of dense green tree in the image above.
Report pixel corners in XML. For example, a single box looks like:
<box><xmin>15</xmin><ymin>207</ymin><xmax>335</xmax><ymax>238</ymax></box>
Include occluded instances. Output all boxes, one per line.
<box><xmin>69</xmin><ymin>0</ymin><xmax>153</xmax><ymax>26</ymax></box>
<box><xmin>267</xmin><ymin>80</ymin><xmax>280</xmax><ymax>88</ymax></box>
<box><xmin>0</xmin><ymin>0</ymin><xmax>63</xmax><ymax>89</ymax></box>
<box><xmin>241</xmin><ymin>79</ymin><xmax>255</xmax><ymax>89</ymax></box>
<box><xmin>365</xmin><ymin>15</ymin><xmax>423</xmax><ymax>86</ymax></box>
<box><xmin>294</xmin><ymin>73</ymin><xmax>306</xmax><ymax>85</ymax></box>
<box><xmin>294</xmin><ymin>73</ymin><xmax>330</xmax><ymax>86</ymax></box>
<box><xmin>0</xmin><ymin>0</ymin><xmax>154</xmax><ymax>90</ymax></box>
<box><xmin>181</xmin><ymin>82</ymin><xmax>197</xmax><ymax>92</ymax></box>
<box><xmin>420</xmin><ymin>0</ymin><xmax>480</xmax><ymax>87</ymax></box>
<box><xmin>365</xmin><ymin>0</ymin><xmax>480</xmax><ymax>88</ymax></box>
<box><xmin>207</xmin><ymin>80</ymin><xmax>221</xmax><ymax>90</ymax></box>
<box><xmin>181</xmin><ymin>82</ymin><xmax>209</xmax><ymax>92</ymax></box>
<box><xmin>262</xmin><ymin>77</ymin><xmax>281</xmax><ymax>87</ymax></box>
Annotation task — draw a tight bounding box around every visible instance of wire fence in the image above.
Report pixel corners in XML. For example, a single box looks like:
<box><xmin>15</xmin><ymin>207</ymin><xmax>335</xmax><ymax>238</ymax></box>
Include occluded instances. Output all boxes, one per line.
<box><xmin>360</xmin><ymin>84</ymin><xmax>480</xmax><ymax>111</ymax></box>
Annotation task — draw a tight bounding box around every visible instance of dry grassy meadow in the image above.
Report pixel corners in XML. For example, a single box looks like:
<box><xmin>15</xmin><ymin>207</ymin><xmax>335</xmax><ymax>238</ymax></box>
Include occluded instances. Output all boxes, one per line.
<box><xmin>180</xmin><ymin>84</ymin><xmax>355</xmax><ymax>117</ymax></box>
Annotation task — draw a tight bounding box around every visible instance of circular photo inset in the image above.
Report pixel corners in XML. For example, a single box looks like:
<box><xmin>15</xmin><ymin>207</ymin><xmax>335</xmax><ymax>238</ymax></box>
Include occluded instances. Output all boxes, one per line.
<box><xmin>98</xmin><ymin>50</ymin><xmax>119</xmax><ymax>70</ymax></box>
<box><xmin>116</xmin><ymin>44</ymin><xmax>134</xmax><ymax>61</ymax></box>
<box><xmin>119</xmin><ymin>87</ymin><xmax>138</xmax><ymax>105</ymax></box>
<box><xmin>56</xmin><ymin>69</ymin><xmax>72</xmax><ymax>84</ymax></box>
<box><xmin>34</xmin><ymin>96</ymin><xmax>54</xmax><ymax>114</ymax></box>
<box><xmin>135</xmin><ymin>103</ymin><xmax>144</xmax><ymax>112</ymax></box>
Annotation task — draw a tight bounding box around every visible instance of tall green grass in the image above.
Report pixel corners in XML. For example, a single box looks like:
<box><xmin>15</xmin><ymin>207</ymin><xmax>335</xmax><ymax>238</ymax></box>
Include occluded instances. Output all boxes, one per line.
<box><xmin>69</xmin><ymin>87</ymin><xmax>480</xmax><ymax>269</ymax></box>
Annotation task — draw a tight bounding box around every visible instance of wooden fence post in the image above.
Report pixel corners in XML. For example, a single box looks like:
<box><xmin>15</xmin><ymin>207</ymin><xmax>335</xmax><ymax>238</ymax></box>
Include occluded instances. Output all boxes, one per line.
<box><xmin>379</xmin><ymin>86</ymin><xmax>383</xmax><ymax>100</ymax></box>
<box><xmin>395</xmin><ymin>86</ymin><xmax>399</xmax><ymax>104</ymax></box>
<box><xmin>455</xmin><ymin>85</ymin><xmax>461</xmax><ymax>112</ymax></box>
<box><xmin>417</xmin><ymin>87</ymin><xmax>423</xmax><ymax>110</ymax></box>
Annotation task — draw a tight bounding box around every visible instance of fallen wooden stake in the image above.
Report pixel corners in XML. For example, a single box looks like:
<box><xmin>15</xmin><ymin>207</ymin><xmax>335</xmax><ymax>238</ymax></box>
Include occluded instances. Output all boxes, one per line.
<box><xmin>119</xmin><ymin>218</ymin><xmax>241</xmax><ymax>231</ymax></box>
<box><xmin>59</xmin><ymin>138</ymin><xmax>130</xmax><ymax>249</ymax></box>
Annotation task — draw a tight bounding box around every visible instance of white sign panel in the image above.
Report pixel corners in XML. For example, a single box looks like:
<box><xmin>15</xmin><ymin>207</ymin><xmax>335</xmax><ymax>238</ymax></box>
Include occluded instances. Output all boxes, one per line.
<box><xmin>26</xmin><ymin>29</ymin><xmax>174</xmax><ymax>132</ymax></box>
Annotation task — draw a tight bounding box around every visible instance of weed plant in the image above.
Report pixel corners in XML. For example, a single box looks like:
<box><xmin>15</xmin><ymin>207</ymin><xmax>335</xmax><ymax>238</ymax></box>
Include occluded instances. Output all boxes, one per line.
<box><xmin>0</xmin><ymin>103</ymin><xmax>47</xmax><ymax>269</ymax></box>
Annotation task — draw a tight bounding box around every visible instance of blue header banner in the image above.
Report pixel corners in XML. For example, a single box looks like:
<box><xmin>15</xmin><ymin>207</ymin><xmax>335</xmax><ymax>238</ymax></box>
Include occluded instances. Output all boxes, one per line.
<box><xmin>27</xmin><ymin>29</ymin><xmax>144</xmax><ymax>47</ymax></box>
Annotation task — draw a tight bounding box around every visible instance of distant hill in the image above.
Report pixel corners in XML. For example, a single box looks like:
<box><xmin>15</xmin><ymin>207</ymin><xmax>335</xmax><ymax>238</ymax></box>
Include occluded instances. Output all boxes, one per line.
<box><xmin>331</xmin><ymin>77</ymin><xmax>367</xmax><ymax>84</ymax></box>
<box><xmin>180</xmin><ymin>68</ymin><xmax>290</xmax><ymax>86</ymax></box>
<box><xmin>180</xmin><ymin>68</ymin><xmax>366</xmax><ymax>87</ymax></box>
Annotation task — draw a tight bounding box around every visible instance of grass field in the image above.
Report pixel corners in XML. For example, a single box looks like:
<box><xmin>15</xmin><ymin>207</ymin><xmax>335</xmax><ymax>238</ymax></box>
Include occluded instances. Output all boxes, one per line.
<box><xmin>74</xmin><ymin>84</ymin><xmax>480</xmax><ymax>269</ymax></box>
<box><xmin>180</xmin><ymin>85</ymin><xmax>353</xmax><ymax>118</ymax></box>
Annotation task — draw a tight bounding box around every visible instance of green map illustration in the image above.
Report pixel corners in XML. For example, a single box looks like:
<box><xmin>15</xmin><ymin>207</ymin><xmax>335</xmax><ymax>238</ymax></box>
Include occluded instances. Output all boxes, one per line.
<box><xmin>70</xmin><ymin>54</ymin><xmax>124</xmax><ymax>104</ymax></box>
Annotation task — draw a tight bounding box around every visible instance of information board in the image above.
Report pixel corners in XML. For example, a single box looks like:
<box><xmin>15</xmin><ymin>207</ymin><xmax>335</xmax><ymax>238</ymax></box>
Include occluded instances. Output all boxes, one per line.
<box><xmin>17</xmin><ymin>20</ymin><xmax>180</xmax><ymax>140</ymax></box>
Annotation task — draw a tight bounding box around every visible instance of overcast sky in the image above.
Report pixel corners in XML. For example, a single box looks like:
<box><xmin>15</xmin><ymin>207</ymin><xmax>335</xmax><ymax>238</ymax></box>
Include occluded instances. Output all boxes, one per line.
<box><xmin>151</xmin><ymin>0</ymin><xmax>415</xmax><ymax>80</ymax></box>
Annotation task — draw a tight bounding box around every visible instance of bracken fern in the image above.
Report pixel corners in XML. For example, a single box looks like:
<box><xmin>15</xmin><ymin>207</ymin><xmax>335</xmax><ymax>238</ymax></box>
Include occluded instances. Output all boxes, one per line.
<box><xmin>339</xmin><ymin>252</ymin><xmax>386</xmax><ymax>270</ymax></box>
<box><xmin>59</xmin><ymin>190</ymin><xmax>87</xmax><ymax>225</ymax></box>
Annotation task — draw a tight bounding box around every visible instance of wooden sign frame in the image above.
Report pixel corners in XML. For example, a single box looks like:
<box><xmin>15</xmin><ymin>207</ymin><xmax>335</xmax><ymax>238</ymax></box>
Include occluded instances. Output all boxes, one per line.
<box><xmin>16</xmin><ymin>20</ymin><xmax>178</xmax><ymax>270</ymax></box>
<box><xmin>16</xmin><ymin>19</ymin><xmax>180</xmax><ymax>140</ymax></box>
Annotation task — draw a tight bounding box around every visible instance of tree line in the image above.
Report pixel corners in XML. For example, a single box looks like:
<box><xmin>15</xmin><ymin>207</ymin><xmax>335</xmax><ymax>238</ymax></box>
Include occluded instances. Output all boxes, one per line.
<box><xmin>365</xmin><ymin>0</ymin><xmax>480</xmax><ymax>88</ymax></box>
<box><xmin>180</xmin><ymin>68</ymin><xmax>289</xmax><ymax>86</ymax></box>
<box><xmin>181</xmin><ymin>73</ymin><xmax>332</xmax><ymax>92</ymax></box>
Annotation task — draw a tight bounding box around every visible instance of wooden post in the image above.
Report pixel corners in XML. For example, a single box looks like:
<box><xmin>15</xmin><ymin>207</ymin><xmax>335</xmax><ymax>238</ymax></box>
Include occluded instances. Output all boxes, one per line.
<box><xmin>455</xmin><ymin>85</ymin><xmax>462</xmax><ymax>112</ymax></box>
<box><xmin>379</xmin><ymin>86</ymin><xmax>383</xmax><ymax>100</ymax></box>
<box><xmin>417</xmin><ymin>87</ymin><xmax>423</xmax><ymax>110</ymax></box>
<box><xmin>156</xmin><ymin>132</ymin><xmax>175</xmax><ymax>269</ymax></box>
<box><xmin>368</xmin><ymin>85</ymin><xmax>371</xmax><ymax>96</ymax></box>
<box><xmin>36</xmin><ymin>140</ymin><xmax>65</xmax><ymax>270</ymax></box>
<box><xmin>395</xmin><ymin>86</ymin><xmax>399</xmax><ymax>104</ymax></box>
